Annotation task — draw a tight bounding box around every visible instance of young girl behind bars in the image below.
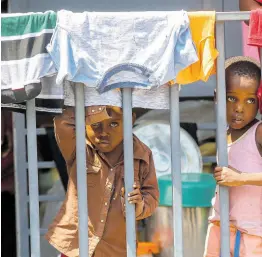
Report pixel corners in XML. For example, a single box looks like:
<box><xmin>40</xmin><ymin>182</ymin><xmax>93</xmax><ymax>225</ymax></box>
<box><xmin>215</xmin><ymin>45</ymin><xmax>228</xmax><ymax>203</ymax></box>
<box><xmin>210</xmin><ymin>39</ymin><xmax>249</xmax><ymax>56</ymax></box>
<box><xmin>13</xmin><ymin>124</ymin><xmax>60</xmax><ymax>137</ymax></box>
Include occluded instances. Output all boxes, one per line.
<box><xmin>204</xmin><ymin>56</ymin><xmax>262</xmax><ymax>257</ymax></box>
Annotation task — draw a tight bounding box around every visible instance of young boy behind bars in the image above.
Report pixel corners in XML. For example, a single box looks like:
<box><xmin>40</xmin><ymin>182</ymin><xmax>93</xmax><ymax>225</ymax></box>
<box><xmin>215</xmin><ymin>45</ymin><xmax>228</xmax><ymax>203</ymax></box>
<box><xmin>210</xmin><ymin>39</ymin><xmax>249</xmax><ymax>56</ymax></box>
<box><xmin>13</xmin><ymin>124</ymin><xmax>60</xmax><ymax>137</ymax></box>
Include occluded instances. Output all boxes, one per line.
<box><xmin>45</xmin><ymin>105</ymin><xmax>159</xmax><ymax>257</ymax></box>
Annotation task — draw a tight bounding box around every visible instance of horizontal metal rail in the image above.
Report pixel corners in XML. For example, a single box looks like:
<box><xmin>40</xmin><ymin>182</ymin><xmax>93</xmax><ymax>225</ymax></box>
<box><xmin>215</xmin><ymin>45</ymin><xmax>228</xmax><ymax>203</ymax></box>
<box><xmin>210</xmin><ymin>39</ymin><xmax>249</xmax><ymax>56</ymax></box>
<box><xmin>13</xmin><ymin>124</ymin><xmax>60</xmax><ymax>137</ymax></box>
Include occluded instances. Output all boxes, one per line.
<box><xmin>26</xmin><ymin>161</ymin><xmax>56</xmax><ymax>169</ymax></box>
<box><xmin>24</xmin><ymin>128</ymin><xmax>47</xmax><ymax>135</ymax></box>
<box><xmin>197</xmin><ymin>123</ymin><xmax>217</xmax><ymax>130</ymax></box>
<box><xmin>28</xmin><ymin>229</ymin><xmax>48</xmax><ymax>236</ymax></box>
<box><xmin>216</xmin><ymin>11</ymin><xmax>250</xmax><ymax>21</ymax></box>
<box><xmin>202</xmin><ymin>156</ymin><xmax>216</xmax><ymax>163</ymax></box>
<box><xmin>27</xmin><ymin>195</ymin><xmax>65</xmax><ymax>202</ymax></box>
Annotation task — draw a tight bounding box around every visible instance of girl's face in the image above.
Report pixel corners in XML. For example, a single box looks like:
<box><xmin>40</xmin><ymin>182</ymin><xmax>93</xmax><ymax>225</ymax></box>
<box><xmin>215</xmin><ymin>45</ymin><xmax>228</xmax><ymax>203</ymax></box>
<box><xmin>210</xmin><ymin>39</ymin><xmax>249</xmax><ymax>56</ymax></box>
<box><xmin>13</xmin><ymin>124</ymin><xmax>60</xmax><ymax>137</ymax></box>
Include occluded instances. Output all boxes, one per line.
<box><xmin>226</xmin><ymin>74</ymin><xmax>259</xmax><ymax>130</ymax></box>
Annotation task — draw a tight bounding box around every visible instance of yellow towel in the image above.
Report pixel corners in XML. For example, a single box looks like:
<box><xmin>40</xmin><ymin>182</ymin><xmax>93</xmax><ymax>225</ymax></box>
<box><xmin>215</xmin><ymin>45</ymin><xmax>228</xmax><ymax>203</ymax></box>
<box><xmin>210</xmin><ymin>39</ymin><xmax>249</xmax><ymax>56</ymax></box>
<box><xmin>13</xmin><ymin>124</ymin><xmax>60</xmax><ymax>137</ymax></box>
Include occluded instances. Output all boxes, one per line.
<box><xmin>175</xmin><ymin>11</ymin><xmax>219</xmax><ymax>85</ymax></box>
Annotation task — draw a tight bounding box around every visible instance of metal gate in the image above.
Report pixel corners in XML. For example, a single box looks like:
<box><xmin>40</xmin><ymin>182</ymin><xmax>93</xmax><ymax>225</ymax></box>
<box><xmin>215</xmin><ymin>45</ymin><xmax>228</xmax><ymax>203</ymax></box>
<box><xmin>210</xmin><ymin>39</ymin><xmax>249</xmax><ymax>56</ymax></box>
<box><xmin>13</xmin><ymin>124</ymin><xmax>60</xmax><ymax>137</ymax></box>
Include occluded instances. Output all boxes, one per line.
<box><xmin>11</xmin><ymin>11</ymin><xmax>260</xmax><ymax>257</ymax></box>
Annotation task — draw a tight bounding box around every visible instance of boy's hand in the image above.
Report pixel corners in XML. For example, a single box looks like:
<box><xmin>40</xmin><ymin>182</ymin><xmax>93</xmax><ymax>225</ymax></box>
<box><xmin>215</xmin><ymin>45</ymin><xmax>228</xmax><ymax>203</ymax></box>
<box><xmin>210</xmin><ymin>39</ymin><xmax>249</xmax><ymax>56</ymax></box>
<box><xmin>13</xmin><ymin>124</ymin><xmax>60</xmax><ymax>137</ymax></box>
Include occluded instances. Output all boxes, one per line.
<box><xmin>214</xmin><ymin>166</ymin><xmax>244</xmax><ymax>187</ymax></box>
<box><xmin>128</xmin><ymin>183</ymin><xmax>143</xmax><ymax>204</ymax></box>
<box><xmin>121</xmin><ymin>183</ymin><xmax>144</xmax><ymax>217</ymax></box>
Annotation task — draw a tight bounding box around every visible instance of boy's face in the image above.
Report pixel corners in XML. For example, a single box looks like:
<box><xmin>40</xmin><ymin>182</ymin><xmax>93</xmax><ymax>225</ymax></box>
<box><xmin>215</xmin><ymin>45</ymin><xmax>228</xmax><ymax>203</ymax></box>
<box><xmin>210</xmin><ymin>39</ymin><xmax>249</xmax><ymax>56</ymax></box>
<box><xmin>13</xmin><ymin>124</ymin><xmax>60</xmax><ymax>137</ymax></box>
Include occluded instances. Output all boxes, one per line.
<box><xmin>226</xmin><ymin>74</ymin><xmax>259</xmax><ymax>130</ymax></box>
<box><xmin>86</xmin><ymin>107</ymin><xmax>124</xmax><ymax>153</ymax></box>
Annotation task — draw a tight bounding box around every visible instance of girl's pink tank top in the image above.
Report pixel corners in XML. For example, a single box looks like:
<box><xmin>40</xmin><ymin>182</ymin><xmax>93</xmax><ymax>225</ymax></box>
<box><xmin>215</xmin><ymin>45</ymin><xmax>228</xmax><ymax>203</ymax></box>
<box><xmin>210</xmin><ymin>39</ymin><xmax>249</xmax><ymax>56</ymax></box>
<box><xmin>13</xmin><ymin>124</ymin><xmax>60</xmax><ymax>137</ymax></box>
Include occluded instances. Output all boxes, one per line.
<box><xmin>210</xmin><ymin>121</ymin><xmax>262</xmax><ymax>237</ymax></box>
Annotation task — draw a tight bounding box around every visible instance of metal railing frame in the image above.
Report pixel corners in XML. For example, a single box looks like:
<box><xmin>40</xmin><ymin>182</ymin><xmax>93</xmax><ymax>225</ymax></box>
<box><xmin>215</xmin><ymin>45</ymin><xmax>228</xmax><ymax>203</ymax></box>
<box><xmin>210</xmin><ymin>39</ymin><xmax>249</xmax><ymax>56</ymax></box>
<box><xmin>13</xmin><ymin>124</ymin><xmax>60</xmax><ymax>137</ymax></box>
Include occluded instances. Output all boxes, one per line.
<box><xmin>12</xmin><ymin>11</ymin><xmax>257</xmax><ymax>257</ymax></box>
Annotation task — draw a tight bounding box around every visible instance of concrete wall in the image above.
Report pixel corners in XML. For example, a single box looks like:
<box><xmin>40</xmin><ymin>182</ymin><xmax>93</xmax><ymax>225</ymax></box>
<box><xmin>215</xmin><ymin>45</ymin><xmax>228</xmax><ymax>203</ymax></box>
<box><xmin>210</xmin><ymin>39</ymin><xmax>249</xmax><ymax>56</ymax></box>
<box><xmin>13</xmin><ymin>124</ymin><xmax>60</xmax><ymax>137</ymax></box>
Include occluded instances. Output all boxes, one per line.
<box><xmin>9</xmin><ymin>0</ymin><xmax>221</xmax><ymax>12</ymax></box>
<box><xmin>8</xmin><ymin>0</ymin><xmax>243</xmax><ymax>97</ymax></box>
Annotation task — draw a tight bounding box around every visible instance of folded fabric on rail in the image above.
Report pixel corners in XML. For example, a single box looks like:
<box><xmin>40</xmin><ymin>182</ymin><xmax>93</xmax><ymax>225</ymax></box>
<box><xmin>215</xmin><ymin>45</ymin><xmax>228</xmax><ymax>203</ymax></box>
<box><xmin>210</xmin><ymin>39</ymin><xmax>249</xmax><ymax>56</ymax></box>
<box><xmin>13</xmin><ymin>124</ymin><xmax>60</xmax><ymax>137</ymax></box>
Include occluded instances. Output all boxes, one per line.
<box><xmin>2</xmin><ymin>11</ymin><xmax>223</xmax><ymax>113</ymax></box>
<box><xmin>47</xmin><ymin>10</ymin><xmax>198</xmax><ymax>93</ymax></box>
<box><xmin>247</xmin><ymin>9</ymin><xmax>262</xmax><ymax>47</ymax></box>
<box><xmin>176</xmin><ymin>11</ymin><xmax>218</xmax><ymax>84</ymax></box>
<box><xmin>1</xmin><ymin>11</ymin><xmax>57</xmax><ymax>103</ymax></box>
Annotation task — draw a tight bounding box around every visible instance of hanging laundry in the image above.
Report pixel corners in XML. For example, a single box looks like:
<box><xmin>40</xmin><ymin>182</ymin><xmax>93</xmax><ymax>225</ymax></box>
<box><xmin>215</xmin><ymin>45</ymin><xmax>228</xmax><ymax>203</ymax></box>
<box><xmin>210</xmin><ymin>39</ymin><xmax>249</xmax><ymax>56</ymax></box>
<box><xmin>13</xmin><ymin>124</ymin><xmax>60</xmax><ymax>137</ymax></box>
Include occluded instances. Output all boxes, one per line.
<box><xmin>247</xmin><ymin>9</ymin><xmax>262</xmax><ymax>47</ymax></box>
<box><xmin>1</xmin><ymin>11</ymin><xmax>57</xmax><ymax>103</ymax></box>
<box><xmin>175</xmin><ymin>11</ymin><xmax>218</xmax><ymax>84</ymax></box>
<box><xmin>47</xmin><ymin>10</ymin><xmax>198</xmax><ymax>93</ymax></box>
<box><xmin>242</xmin><ymin>22</ymin><xmax>260</xmax><ymax>62</ymax></box>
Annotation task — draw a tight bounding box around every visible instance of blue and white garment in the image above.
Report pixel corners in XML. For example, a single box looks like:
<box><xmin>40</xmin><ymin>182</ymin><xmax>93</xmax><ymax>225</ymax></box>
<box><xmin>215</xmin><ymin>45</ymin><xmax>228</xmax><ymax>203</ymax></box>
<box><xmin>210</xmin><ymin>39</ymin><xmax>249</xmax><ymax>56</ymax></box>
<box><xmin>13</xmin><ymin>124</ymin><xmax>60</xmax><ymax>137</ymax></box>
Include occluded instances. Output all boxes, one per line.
<box><xmin>47</xmin><ymin>10</ymin><xmax>198</xmax><ymax>93</ymax></box>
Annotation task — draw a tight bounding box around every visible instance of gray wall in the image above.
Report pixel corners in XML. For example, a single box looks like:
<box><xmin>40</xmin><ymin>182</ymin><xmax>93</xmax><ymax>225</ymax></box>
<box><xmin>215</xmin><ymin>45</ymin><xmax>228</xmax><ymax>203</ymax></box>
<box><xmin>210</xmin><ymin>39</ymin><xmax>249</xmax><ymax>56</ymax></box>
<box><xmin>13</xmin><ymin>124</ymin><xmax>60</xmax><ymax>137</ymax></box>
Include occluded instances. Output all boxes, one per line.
<box><xmin>9</xmin><ymin>0</ymin><xmax>243</xmax><ymax>97</ymax></box>
<box><xmin>9</xmin><ymin>0</ymin><xmax>222</xmax><ymax>12</ymax></box>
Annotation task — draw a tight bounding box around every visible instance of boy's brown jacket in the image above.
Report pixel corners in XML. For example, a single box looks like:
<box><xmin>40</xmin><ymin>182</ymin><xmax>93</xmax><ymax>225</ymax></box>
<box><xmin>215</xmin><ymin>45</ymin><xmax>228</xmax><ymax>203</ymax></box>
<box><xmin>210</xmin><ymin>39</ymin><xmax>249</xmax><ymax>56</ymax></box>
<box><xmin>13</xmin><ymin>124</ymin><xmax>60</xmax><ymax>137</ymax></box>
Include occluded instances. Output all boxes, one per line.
<box><xmin>45</xmin><ymin>107</ymin><xmax>159</xmax><ymax>257</ymax></box>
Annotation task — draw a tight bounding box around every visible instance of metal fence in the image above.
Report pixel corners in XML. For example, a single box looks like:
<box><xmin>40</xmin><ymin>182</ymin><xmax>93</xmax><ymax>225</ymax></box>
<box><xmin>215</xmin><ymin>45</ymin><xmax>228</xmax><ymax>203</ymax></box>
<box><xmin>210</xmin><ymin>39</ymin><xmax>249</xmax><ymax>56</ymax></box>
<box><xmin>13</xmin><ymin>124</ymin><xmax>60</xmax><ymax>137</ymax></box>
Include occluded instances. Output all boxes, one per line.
<box><xmin>12</xmin><ymin>11</ymin><xmax>257</xmax><ymax>257</ymax></box>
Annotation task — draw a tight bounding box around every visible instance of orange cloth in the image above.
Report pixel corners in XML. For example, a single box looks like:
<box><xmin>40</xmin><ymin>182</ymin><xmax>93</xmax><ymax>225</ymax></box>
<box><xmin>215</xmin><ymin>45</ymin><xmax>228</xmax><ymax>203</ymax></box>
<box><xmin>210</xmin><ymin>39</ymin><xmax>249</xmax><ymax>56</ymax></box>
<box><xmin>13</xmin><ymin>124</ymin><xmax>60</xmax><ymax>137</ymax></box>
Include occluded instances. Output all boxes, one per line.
<box><xmin>61</xmin><ymin>242</ymin><xmax>160</xmax><ymax>257</ymax></box>
<box><xmin>175</xmin><ymin>11</ymin><xmax>218</xmax><ymax>85</ymax></box>
<box><xmin>204</xmin><ymin>223</ymin><xmax>262</xmax><ymax>257</ymax></box>
<box><xmin>137</xmin><ymin>242</ymin><xmax>159</xmax><ymax>256</ymax></box>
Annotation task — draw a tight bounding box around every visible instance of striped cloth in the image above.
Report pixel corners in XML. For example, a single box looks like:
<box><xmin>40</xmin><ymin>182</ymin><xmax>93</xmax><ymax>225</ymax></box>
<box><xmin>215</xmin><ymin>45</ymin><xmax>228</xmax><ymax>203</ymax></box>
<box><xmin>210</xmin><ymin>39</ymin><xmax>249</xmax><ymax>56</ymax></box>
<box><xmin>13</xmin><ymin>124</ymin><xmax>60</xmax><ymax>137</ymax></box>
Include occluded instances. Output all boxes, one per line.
<box><xmin>1</xmin><ymin>11</ymin><xmax>58</xmax><ymax>102</ymax></box>
<box><xmin>1</xmin><ymin>11</ymin><xmax>65</xmax><ymax>113</ymax></box>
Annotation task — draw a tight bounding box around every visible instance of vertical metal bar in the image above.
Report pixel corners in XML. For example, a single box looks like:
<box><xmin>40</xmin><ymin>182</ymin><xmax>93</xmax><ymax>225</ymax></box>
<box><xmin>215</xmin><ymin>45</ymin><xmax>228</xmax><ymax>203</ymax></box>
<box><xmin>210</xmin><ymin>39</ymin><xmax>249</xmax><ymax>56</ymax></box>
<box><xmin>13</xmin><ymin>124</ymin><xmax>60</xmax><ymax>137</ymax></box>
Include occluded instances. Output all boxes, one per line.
<box><xmin>170</xmin><ymin>85</ymin><xmax>183</xmax><ymax>257</ymax></box>
<box><xmin>26</xmin><ymin>99</ymin><xmax>40</xmax><ymax>257</ymax></box>
<box><xmin>216</xmin><ymin>21</ymin><xmax>230</xmax><ymax>257</ymax></box>
<box><xmin>123</xmin><ymin>88</ymin><xmax>136</xmax><ymax>257</ymax></box>
<box><xmin>75</xmin><ymin>83</ymin><xmax>89</xmax><ymax>257</ymax></box>
<box><xmin>8</xmin><ymin>5</ymin><xmax>30</xmax><ymax>257</ymax></box>
<box><xmin>13</xmin><ymin>112</ymin><xmax>30</xmax><ymax>257</ymax></box>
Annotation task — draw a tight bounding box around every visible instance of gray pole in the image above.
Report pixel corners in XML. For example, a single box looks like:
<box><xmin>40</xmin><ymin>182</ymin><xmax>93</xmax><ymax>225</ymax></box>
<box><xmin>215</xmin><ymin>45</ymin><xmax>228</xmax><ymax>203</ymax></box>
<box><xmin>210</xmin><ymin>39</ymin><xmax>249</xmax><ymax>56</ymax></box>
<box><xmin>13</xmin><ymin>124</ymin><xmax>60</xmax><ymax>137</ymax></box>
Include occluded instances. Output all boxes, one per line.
<box><xmin>26</xmin><ymin>99</ymin><xmax>41</xmax><ymax>257</ymax></box>
<box><xmin>75</xmin><ymin>84</ymin><xmax>89</xmax><ymax>256</ymax></box>
<box><xmin>123</xmin><ymin>88</ymin><xmax>136</xmax><ymax>257</ymax></box>
<box><xmin>9</xmin><ymin>3</ymin><xmax>30</xmax><ymax>257</ymax></box>
<box><xmin>215</xmin><ymin>21</ymin><xmax>230</xmax><ymax>257</ymax></box>
<box><xmin>13</xmin><ymin>113</ymin><xmax>30</xmax><ymax>257</ymax></box>
<box><xmin>170</xmin><ymin>84</ymin><xmax>184</xmax><ymax>257</ymax></box>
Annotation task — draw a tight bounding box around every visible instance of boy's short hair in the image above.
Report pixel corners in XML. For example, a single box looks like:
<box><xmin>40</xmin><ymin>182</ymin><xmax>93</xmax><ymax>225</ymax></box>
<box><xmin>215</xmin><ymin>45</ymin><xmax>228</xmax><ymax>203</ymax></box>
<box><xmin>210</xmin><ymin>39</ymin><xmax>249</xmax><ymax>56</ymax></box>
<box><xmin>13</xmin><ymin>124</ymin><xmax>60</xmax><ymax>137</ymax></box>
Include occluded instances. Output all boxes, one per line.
<box><xmin>225</xmin><ymin>56</ymin><xmax>261</xmax><ymax>84</ymax></box>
